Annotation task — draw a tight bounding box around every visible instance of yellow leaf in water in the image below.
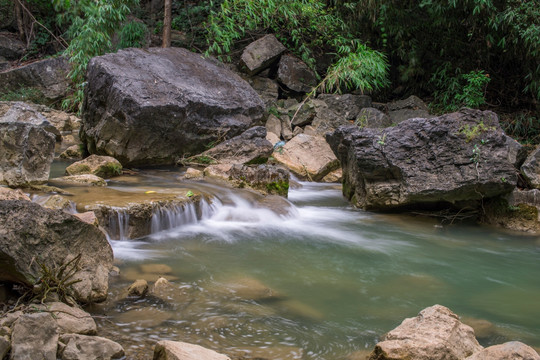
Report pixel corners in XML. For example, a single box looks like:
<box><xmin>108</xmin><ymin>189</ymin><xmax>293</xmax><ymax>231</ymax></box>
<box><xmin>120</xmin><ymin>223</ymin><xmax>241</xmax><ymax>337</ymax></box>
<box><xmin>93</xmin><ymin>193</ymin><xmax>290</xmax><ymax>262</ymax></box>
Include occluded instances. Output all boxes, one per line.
<box><xmin>145</xmin><ymin>191</ymin><xmax>156</xmax><ymax>194</ymax></box>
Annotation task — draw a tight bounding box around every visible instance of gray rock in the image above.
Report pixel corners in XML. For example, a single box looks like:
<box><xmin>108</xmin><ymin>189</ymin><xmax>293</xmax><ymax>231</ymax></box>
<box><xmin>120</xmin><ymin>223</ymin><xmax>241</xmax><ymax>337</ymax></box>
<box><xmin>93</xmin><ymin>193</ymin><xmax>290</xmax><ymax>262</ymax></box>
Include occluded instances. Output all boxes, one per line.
<box><xmin>0</xmin><ymin>187</ymin><xmax>30</xmax><ymax>201</ymax></box>
<box><xmin>0</xmin><ymin>335</ymin><xmax>9</xmax><ymax>360</ymax></box>
<box><xmin>277</xmin><ymin>54</ymin><xmax>317</xmax><ymax>93</ymax></box>
<box><xmin>0</xmin><ymin>121</ymin><xmax>56</xmax><ymax>187</ymax></box>
<box><xmin>280</xmin><ymin>115</ymin><xmax>293</xmax><ymax>140</ymax></box>
<box><xmin>265</xmin><ymin>114</ymin><xmax>282</xmax><ymax>138</ymax></box>
<box><xmin>0</xmin><ymin>200</ymin><xmax>113</xmax><ymax>303</ymax></box>
<box><xmin>204</xmin><ymin>164</ymin><xmax>290</xmax><ymax>197</ymax></box>
<box><xmin>82</xmin><ymin>47</ymin><xmax>265</xmax><ymax>166</ymax></box>
<box><xmin>521</xmin><ymin>145</ymin><xmax>540</xmax><ymax>188</ymax></box>
<box><xmin>127</xmin><ymin>279</ymin><xmax>149</xmax><ymax>297</ymax></box>
<box><xmin>327</xmin><ymin>109</ymin><xmax>522</xmax><ymax>211</ymax></box>
<box><xmin>59</xmin><ymin>334</ymin><xmax>124</xmax><ymax>360</ymax></box>
<box><xmin>194</xmin><ymin>126</ymin><xmax>273</xmax><ymax>165</ymax></box>
<box><xmin>247</xmin><ymin>76</ymin><xmax>279</xmax><ymax>108</ymax></box>
<box><xmin>34</xmin><ymin>302</ymin><xmax>97</xmax><ymax>335</ymax></box>
<box><xmin>290</xmin><ymin>101</ymin><xmax>316</xmax><ymax>127</ymax></box>
<box><xmin>59</xmin><ymin>145</ymin><xmax>84</xmax><ymax>160</ymax></box>
<box><xmin>0</xmin><ymin>57</ymin><xmax>70</xmax><ymax>101</ymax></box>
<box><xmin>273</xmin><ymin>134</ymin><xmax>340</xmax><ymax>181</ymax></box>
<box><xmin>239</xmin><ymin>34</ymin><xmax>286</xmax><ymax>75</ymax></box>
<box><xmin>464</xmin><ymin>341</ymin><xmax>540</xmax><ymax>360</ymax></box>
<box><xmin>387</xmin><ymin>95</ymin><xmax>431</xmax><ymax>124</ymax></box>
<box><xmin>0</xmin><ymin>101</ymin><xmax>61</xmax><ymax>140</ymax></box>
<box><xmin>65</xmin><ymin>155</ymin><xmax>122</xmax><ymax>178</ymax></box>
<box><xmin>38</xmin><ymin>194</ymin><xmax>75</xmax><ymax>211</ymax></box>
<box><xmin>355</xmin><ymin>107</ymin><xmax>392</xmax><ymax>128</ymax></box>
<box><xmin>311</xmin><ymin>94</ymin><xmax>372</xmax><ymax>135</ymax></box>
<box><xmin>368</xmin><ymin>305</ymin><xmax>483</xmax><ymax>360</ymax></box>
<box><xmin>0</xmin><ymin>33</ymin><xmax>25</xmax><ymax>60</ymax></box>
<box><xmin>10</xmin><ymin>313</ymin><xmax>58</xmax><ymax>360</ymax></box>
<box><xmin>154</xmin><ymin>340</ymin><xmax>231</xmax><ymax>360</ymax></box>
<box><xmin>50</xmin><ymin>174</ymin><xmax>107</xmax><ymax>187</ymax></box>
<box><xmin>483</xmin><ymin>189</ymin><xmax>540</xmax><ymax>233</ymax></box>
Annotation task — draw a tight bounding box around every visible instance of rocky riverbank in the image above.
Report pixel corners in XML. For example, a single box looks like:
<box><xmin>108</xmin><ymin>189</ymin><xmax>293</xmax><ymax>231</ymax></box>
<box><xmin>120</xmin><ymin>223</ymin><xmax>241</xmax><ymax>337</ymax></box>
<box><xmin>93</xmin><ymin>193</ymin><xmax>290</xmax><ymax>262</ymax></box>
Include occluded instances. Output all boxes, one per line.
<box><xmin>1</xmin><ymin>33</ymin><xmax>540</xmax><ymax>359</ymax></box>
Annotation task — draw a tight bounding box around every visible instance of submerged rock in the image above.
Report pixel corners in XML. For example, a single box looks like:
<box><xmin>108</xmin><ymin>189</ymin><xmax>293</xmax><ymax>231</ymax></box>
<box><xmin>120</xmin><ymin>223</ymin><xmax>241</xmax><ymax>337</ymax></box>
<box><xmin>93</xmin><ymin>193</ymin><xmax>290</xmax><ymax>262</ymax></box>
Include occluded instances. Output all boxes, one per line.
<box><xmin>327</xmin><ymin>109</ymin><xmax>524</xmax><ymax>211</ymax></box>
<box><xmin>0</xmin><ymin>200</ymin><xmax>113</xmax><ymax>303</ymax></box>
<box><xmin>82</xmin><ymin>47</ymin><xmax>265</xmax><ymax>166</ymax></box>
<box><xmin>50</xmin><ymin>174</ymin><xmax>107</xmax><ymax>187</ymax></box>
<box><xmin>154</xmin><ymin>340</ymin><xmax>231</xmax><ymax>360</ymax></box>
<box><xmin>368</xmin><ymin>305</ymin><xmax>483</xmax><ymax>360</ymax></box>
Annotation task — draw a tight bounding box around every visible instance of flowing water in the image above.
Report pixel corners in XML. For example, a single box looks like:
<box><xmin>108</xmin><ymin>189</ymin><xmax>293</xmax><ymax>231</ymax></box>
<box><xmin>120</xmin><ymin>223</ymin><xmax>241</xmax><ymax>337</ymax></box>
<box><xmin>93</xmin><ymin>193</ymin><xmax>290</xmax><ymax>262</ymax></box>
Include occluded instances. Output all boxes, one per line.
<box><xmin>48</xmin><ymin>165</ymin><xmax>540</xmax><ymax>359</ymax></box>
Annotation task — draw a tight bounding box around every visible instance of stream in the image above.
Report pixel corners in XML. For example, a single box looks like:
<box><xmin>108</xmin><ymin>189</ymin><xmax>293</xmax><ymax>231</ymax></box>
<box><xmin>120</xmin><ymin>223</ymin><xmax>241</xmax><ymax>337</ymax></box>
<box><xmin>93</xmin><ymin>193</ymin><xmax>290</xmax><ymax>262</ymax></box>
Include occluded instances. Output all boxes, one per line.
<box><xmin>50</xmin><ymin>163</ymin><xmax>540</xmax><ymax>359</ymax></box>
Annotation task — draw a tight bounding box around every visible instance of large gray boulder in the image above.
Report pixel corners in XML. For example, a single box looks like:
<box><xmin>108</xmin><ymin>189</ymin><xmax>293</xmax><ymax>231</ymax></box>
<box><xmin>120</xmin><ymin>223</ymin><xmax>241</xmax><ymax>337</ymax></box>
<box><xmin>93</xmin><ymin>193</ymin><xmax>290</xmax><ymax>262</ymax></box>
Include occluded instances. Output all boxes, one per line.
<box><xmin>0</xmin><ymin>121</ymin><xmax>56</xmax><ymax>187</ymax></box>
<box><xmin>0</xmin><ymin>57</ymin><xmax>70</xmax><ymax>101</ymax></box>
<box><xmin>464</xmin><ymin>341</ymin><xmax>540</xmax><ymax>360</ymax></box>
<box><xmin>327</xmin><ymin>109</ymin><xmax>524</xmax><ymax>211</ymax></box>
<box><xmin>0</xmin><ymin>200</ymin><xmax>113</xmax><ymax>303</ymax></box>
<box><xmin>58</xmin><ymin>334</ymin><xmax>124</xmax><ymax>360</ymax></box>
<box><xmin>368</xmin><ymin>305</ymin><xmax>483</xmax><ymax>360</ymax></box>
<box><xmin>239</xmin><ymin>34</ymin><xmax>286</xmax><ymax>75</ymax></box>
<box><xmin>81</xmin><ymin>47</ymin><xmax>265</xmax><ymax>167</ymax></box>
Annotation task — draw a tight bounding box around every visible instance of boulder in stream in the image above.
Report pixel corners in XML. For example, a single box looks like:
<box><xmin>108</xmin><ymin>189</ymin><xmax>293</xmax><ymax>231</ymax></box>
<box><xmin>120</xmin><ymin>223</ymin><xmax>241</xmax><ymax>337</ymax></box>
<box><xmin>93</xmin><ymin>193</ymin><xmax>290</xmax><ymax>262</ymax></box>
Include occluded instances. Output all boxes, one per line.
<box><xmin>368</xmin><ymin>305</ymin><xmax>483</xmax><ymax>360</ymax></box>
<box><xmin>0</xmin><ymin>200</ymin><xmax>113</xmax><ymax>303</ymax></box>
<box><xmin>65</xmin><ymin>154</ymin><xmax>122</xmax><ymax>178</ymax></box>
<box><xmin>154</xmin><ymin>340</ymin><xmax>231</xmax><ymax>360</ymax></box>
<box><xmin>327</xmin><ymin>109</ymin><xmax>524</xmax><ymax>211</ymax></box>
<box><xmin>81</xmin><ymin>47</ymin><xmax>265</xmax><ymax>166</ymax></box>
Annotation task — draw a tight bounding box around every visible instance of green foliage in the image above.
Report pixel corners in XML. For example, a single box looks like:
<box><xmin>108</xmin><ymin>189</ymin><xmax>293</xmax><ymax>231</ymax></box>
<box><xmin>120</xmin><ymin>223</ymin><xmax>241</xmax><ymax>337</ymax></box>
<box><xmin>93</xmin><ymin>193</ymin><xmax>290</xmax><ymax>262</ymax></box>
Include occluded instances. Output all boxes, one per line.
<box><xmin>206</xmin><ymin>0</ymin><xmax>389</xmax><ymax>94</ymax></box>
<box><xmin>431</xmin><ymin>66</ymin><xmax>491</xmax><ymax>112</ymax></box>
<box><xmin>55</xmin><ymin>0</ymin><xmax>136</xmax><ymax>114</ymax></box>
<box><xmin>459</xmin><ymin>122</ymin><xmax>494</xmax><ymax>142</ymax></box>
<box><xmin>32</xmin><ymin>254</ymin><xmax>82</xmax><ymax>305</ymax></box>
<box><xmin>117</xmin><ymin>20</ymin><xmax>148</xmax><ymax>49</ymax></box>
<box><xmin>500</xmin><ymin>112</ymin><xmax>540</xmax><ymax>145</ymax></box>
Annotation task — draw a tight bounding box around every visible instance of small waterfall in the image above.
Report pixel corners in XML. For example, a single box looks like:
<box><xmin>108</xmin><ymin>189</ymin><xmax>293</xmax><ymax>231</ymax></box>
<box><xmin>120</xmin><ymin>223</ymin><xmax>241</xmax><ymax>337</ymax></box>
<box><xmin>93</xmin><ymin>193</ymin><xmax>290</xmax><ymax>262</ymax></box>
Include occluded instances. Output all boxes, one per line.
<box><xmin>108</xmin><ymin>208</ymin><xmax>130</xmax><ymax>241</ymax></box>
<box><xmin>150</xmin><ymin>198</ymin><xmax>217</xmax><ymax>234</ymax></box>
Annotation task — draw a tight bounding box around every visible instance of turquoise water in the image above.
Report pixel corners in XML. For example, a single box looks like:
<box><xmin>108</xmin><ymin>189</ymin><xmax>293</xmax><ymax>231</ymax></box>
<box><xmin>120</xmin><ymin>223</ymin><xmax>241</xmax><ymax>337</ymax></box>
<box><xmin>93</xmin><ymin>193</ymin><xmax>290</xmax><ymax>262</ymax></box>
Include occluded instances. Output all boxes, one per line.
<box><xmin>86</xmin><ymin>173</ymin><xmax>540</xmax><ymax>359</ymax></box>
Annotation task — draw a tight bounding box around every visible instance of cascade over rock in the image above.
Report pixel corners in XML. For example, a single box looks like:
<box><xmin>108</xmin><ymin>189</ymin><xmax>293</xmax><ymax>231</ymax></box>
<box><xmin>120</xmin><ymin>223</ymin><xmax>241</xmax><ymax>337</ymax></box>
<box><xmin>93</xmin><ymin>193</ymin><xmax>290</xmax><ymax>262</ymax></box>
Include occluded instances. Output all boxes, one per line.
<box><xmin>327</xmin><ymin>109</ymin><xmax>524</xmax><ymax>211</ymax></box>
<box><xmin>81</xmin><ymin>47</ymin><xmax>265</xmax><ymax>166</ymax></box>
<box><xmin>0</xmin><ymin>200</ymin><xmax>113</xmax><ymax>303</ymax></box>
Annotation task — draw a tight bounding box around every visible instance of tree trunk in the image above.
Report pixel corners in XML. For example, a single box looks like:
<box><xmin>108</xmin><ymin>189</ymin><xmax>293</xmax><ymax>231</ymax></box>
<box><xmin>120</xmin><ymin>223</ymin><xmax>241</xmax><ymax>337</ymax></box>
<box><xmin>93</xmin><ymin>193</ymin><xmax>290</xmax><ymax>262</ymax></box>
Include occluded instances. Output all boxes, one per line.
<box><xmin>162</xmin><ymin>0</ymin><xmax>172</xmax><ymax>48</ymax></box>
<box><xmin>14</xmin><ymin>0</ymin><xmax>25</xmax><ymax>42</ymax></box>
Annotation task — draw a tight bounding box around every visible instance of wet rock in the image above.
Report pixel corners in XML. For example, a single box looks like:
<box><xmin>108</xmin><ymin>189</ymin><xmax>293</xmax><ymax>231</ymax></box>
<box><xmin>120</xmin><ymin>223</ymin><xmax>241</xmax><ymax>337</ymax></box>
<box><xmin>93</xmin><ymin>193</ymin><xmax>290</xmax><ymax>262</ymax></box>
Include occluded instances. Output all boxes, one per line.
<box><xmin>273</xmin><ymin>134</ymin><xmax>340</xmax><ymax>181</ymax></box>
<box><xmin>0</xmin><ymin>120</ymin><xmax>55</xmax><ymax>187</ymax></box>
<box><xmin>181</xmin><ymin>167</ymin><xmax>203</xmax><ymax>179</ymax></box>
<box><xmin>368</xmin><ymin>305</ymin><xmax>483</xmax><ymax>360</ymax></box>
<box><xmin>115</xmin><ymin>307</ymin><xmax>173</xmax><ymax>328</ymax></box>
<box><xmin>193</xmin><ymin>126</ymin><xmax>273</xmax><ymax>165</ymax></box>
<box><xmin>277</xmin><ymin>299</ymin><xmax>324</xmax><ymax>320</ymax></box>
<box><xmin>82</xmin><ymin>47</ymin><xmax>265</xmax><ymax>166</ymax></box>
<box><xmin>387</xmin><ymin>95</ymin><xmax>431</xmax><ymax>124</ymax></box>
<box><xmin>204</xmin><ymin>164</ymin><xmax>290</xmax><ymax>196</ymax></box>
<box><xmin>521</xmin><ymin>145</ymin><xmax>540</xmax><ymax>188</ymax></box>
<box><xmin>328</xmin><ymin>109</ymin><xmax>523</xmax><ymax>211</ymax></box>
<box><xmin>121</xmin><ymin>268</ymin><xmax>179</xmax><ymax>283</ymax></box>
<box><xmin>51</xmin><ymin>174</ymin><xmax>107</xmax><ymax>187</ymax></box>
<box><xmin>321</xmin><ymin>168</ymin><xmax>342</xmax><ymax>183</ymax></box>
<box><xmin>0</xmin><ymin>335</ymin><xmax>9</xmax><ymax>359</ymax></box>
<box><xmin>0</xmin><ymin>33</ymin><xmax>25</xmax><ymax>60</ymax></box>
<box><xmin>154</xmin><ymin>340</ymin><xmax>231</xmax><ymax>360</ymax></box>
<box><xmin>355</xmin><ymin>107</ymin><xmax>392</xmax><ymax>128</ymax></box>
<box><xmin>60</xmin><ymin>145</ymin><xmax>84</xmax><ymax>160</ymax></box>
<box><xmin>0</xmin><ymin>200</ymin><xmax>113</xmax><ymax>303</ymax></box>
<box><xmin>127</xmin><ymin>279</ymin><xmax>149</xmax><ymax>297</ymax></box>
<box><xmin>277</xmin><ymin>54</ymin><xmax>317</xmax><ymax>93</ymax></box>
<box><xmin>11</xmin><ymin>312</ymin><xmax>58</xmax><ymax>360</ymax></box>
<box><xmin>483</xmin><ymin>189</ymin><xmax>540</xmax><ymax>233</ymax></box>
<box><xmin>65</xmin><ymin>154</ymin><xmax>122</xmax><ymax>178</ymax></box>
<box><xmin>216</xmin><ymin>276</ymin><xmax>283</xmax><ymax>302</ymax></box>
<box><xmin>0</xmin><ymin>57</ymin><xmax>70</xmax><ymax>101</ymax></box>
<box><xmin>464</xmin><ymin>341</ymin><xmax>540</xmax><ymax>360</ymax></box>
<box><xmin>239</xmin><ymin>34</ymin><xmax>286</xmax><ymax>76</ymax></box>
<box><xmin>256</xmin><ymin>195</ymin><xmax>295</xmax><ymax>216</ymax></box>
<box><xmin>266</xmin><ymin>114</ymin><xmax>282</xmax><ymax>138</ymax></box>
<box><xmin>0</xmin><ymin>186</ymin><xmax>30</xmax><ymax>201</ymax></box>
<box><xmin>39</xmin><ymin>194</ymin><xmax>74</xmax><ymax>211</ymax></box>
<box><xmin>73</xmin><ymin>211</ymin><xmax>98</xmax><ymax>226</ymax></box>
<box><xmin>34</xmin><ymin>302</ymin><xmax>97</xmax><ymax>335</ymax></box>
<box><xmin>59</xmin><ymin>334</ymin><xmax>124</xmax><ymax>360</ymax></box>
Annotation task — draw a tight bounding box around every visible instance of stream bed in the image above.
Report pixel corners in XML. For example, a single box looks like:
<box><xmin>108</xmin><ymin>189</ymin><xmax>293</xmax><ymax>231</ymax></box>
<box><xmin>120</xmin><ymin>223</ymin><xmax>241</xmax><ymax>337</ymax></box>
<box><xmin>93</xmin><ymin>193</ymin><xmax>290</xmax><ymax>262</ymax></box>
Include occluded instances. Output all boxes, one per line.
<box><xmin>49</xmin><ymin>165</ymin><xmax>540</xmax><ymax>359</ymax></box>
